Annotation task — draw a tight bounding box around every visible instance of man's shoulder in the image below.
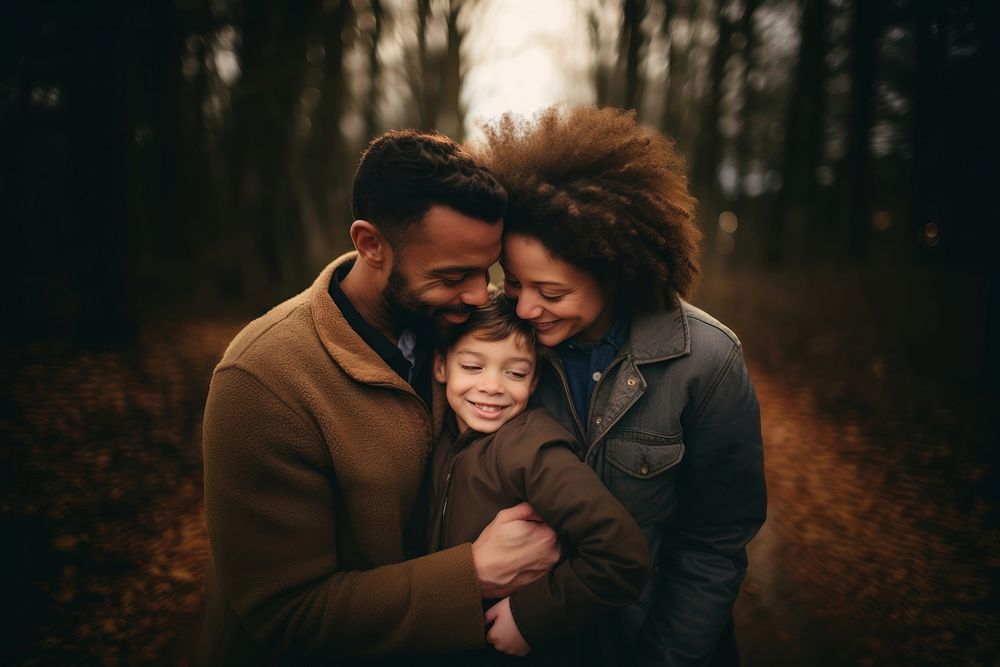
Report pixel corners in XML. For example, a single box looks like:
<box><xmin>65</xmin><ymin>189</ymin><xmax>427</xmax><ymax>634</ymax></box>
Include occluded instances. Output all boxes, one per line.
<box><xmin>217</xmin><ymin>289</ymin><xmax>319</xmax><ymax>373</ymax></box>
<box><xmin>216</xmin><ymin>254</ymin><xmax>364</xmax><ymax>379</ymax></box>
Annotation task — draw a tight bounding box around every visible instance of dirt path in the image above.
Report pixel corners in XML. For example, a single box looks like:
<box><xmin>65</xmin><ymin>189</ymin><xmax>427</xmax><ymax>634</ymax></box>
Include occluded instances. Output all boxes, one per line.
<box><xmin>735</xmin><ymin>368</ymin><xmax>999</xmax><ymax>665</ymax></box>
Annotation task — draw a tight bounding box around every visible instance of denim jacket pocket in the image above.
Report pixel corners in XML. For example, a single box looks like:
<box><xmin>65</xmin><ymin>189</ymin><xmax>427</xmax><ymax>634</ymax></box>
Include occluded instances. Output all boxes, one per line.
<box><xmin>603</xmin><ymin>431</ymin><xmax>684</xmax><ymax>526</ymax></box>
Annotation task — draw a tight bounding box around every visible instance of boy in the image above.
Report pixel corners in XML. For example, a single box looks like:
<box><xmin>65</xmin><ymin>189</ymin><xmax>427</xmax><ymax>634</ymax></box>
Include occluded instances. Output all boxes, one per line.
<box><xmin>429</xmin><ymin>293</ymin><xmax>651</xmax><ymax>659</ymax></box>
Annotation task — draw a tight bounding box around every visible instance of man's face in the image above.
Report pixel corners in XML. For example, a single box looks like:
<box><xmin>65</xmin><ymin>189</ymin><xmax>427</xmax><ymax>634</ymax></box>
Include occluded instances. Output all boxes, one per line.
<box><xmin>383</xmin><ymin>205</ymin><xmax>503</xmax><ymax>333</ymax></box>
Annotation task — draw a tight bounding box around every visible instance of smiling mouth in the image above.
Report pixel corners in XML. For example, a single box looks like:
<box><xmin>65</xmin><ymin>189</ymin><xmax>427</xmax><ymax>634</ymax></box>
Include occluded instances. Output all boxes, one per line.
<box><xmin>441</xmin><ymin>311</ymin><xmax>471</xmax><ymax>324</ymax></box>
<box><xmin>469</xmin><ymin>401</ymin><xmax>508</xmax><ymax>413</ymax></box>
<box><xmin>533</xmin><ymin>320</ymin><xmax>560</xmax><ymax>331</ymax></box>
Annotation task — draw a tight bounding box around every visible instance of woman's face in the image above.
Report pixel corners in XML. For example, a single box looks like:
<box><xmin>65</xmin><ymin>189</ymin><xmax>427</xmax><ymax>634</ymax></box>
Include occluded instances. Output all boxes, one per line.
<box><xmin>501</xmin><ymin>234</ymin><xmax>612</xmax><ymax>347</ymax></box>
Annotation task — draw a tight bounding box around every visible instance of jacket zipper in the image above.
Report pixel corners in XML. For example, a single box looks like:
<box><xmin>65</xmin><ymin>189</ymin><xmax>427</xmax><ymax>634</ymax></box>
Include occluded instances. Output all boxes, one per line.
<box><xmin>436</xmin><ymin>459</ymin><xmax>458</xmax><ymax>552</ymax></box>
<box><xmin>549</xmin><ymin>357</ymin><xmax>587</xmax><ymax>444</ymax></box>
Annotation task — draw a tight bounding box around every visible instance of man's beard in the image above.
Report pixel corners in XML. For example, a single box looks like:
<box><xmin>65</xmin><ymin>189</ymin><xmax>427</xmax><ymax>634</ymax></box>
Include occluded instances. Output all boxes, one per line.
<box><xmin>383</xmin><ymin>267</ymin><xmax>473</xmax><ymax>342</ymax></box>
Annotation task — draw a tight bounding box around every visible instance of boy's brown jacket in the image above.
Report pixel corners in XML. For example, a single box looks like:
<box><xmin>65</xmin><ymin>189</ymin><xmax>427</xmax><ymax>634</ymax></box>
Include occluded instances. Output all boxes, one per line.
<box><xmin>198</xmin><ymin>254</ymin><xmax>485</xmax><ymax>665</ymax></box>
<box><xmin>428</xmin><ymin>408</ymin><xmax>652</xmax><ymax>651</ymax></box>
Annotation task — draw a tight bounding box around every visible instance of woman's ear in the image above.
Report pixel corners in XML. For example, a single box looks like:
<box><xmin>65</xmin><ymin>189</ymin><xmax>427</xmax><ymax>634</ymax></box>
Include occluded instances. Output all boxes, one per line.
<box><xmin>433</xmin><ymin>351</ymin><xmax>448</xmax><ymax>384</ymax></box>
<box><xmin>350</xmin><ymin>220</ymin><xmax>390</xmax><ymax>270</ymax></box>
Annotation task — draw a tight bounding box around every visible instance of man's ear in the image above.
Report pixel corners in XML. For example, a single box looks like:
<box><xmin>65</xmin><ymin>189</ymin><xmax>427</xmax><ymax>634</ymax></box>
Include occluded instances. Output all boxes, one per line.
<box><xmin>433</xmin><ymin>351</ymin><xmax>448</xmax><ymax>384</ymax></box>
<box><xmin>350</xmin><ymin>220</ymin><xmax>390</xmax><ymax>270</ymax></box>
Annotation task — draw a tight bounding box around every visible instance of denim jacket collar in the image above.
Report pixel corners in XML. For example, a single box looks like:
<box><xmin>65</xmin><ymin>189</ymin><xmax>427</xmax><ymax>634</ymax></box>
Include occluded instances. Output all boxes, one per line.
<box><xmin>628</xmin><ymin>297</ymin><xmax>692</xmax><ymax>364</ymax></box>
<box><xmin>537</xmin><ymin>297</ymin><xmax>693</xmax><ymax>370</ymax></box>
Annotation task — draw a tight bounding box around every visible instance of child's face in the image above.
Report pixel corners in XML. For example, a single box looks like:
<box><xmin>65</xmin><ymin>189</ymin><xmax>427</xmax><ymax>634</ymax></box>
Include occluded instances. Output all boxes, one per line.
<box><xmin>433</xmin><ymin>332</ymin><xmax>538</xmax><ymax>434</ymax></box>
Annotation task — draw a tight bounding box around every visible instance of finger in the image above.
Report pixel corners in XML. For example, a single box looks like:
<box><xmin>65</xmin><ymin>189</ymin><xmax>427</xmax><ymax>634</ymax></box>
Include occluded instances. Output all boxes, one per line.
<box><xmin>484</xmin><ymin>605</ymin><xmax>498</xmax><ymax>624</ymax></box>
<box><xmin>498</xmin><ymin>501</ymin><xmax>541</xmax><ymax>523</ymax></box>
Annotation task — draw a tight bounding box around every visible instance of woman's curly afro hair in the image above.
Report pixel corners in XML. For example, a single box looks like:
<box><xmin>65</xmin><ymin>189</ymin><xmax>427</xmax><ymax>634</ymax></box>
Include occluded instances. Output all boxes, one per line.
<box><xmin>478</xmin><ymin>105</ymin><xmax>702</xmax><ymax>312</ymax></box>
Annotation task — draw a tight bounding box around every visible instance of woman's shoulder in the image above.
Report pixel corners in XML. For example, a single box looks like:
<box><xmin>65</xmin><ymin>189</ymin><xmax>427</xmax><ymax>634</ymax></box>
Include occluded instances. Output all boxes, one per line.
<box><xmin>629</xmin><ymin>299</ymin><xmax>742</xmax><ymax>366</ymax></box>
<box><xmin>678</xmin><ymin>300</ymin><xmax>742</xmax><ymax>350</ymax></box>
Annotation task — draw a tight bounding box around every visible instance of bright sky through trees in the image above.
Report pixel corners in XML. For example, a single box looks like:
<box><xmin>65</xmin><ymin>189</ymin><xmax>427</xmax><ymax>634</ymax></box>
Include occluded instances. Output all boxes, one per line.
<box><xmin>462</xmin><ymin>0</ymin><xmax>596</xmax><ymax>140</ymax></box>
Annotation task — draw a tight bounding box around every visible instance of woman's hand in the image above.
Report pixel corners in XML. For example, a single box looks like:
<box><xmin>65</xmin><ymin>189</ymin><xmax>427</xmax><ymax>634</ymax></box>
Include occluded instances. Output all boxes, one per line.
<box><xmin>484</xmin><ymin>597</ymin><xmax>531</xmax><ymax>656</ymax></box>
<box><xmin>472</xmin><ymin>501</ymin><xmax>560</xmax><ymax>599</ymax></box>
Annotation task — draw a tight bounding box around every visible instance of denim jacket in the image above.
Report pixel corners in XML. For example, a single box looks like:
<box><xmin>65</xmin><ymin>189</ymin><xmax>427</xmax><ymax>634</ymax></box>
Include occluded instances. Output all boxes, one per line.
<box><xmin>532</xmin><ymin>299</ymin><xmax>767</xmax><ymax>666</ymax></box>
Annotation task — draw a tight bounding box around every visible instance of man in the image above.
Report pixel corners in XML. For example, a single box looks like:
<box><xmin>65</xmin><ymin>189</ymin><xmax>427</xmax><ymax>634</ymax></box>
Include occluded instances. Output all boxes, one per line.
<box><xmin>198</xmin><ymin>130</ymin><xmax>560</xmax><ymax>665</ymax></box>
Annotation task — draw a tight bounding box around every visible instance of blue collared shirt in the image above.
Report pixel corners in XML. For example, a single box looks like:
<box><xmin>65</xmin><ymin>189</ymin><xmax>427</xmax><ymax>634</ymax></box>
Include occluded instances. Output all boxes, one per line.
<box><xmin>327</xmin><ymin>262</ymin><xmax>432</xmax><ymax>406</ymax></box>
<box><xmin>556</xmin><ymin>316</ymin><xmax>630</xmax><ymax>427</ymax></box>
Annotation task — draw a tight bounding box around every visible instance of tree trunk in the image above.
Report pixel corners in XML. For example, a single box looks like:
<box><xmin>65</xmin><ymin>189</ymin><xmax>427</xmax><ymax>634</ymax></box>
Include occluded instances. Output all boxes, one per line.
<box><xmin>363</xmin><ymin>0</ymin><xmax>384</xmax><ymax>144</ymax></box>
<box><xmin>735</xmin><ymin>0</ymin><xmax>761</xmax><ymax>251</ymax></box>
<box><xmin>415</xmin><ymin>0</ymin><xmax>434</xmax><ymax>128</ymax></box>
<box><xmin>311</xmin><ymin>0</ymin><xmax>354</xmax><ymax>255</ymax></box>
<box><xmin>660</xmin><ymin>0</ymin><xmax>695</xmax><ymax>148</ymax></box>
<box><xmin>843</xmin><ymin>0</ymin><xmax>880</xmax><ymax>262</ymax></box>
<box><xmin>692</xmin><ymin>5</ymin><xmax>735</xmax><ymax>233</ymax></box>
<box><xmin>770</xmin><ymin>0</ymin><xmax>827</xmax><ymax>264</ymax></box>
<box><xmin>227</xmin><ymin>0</ymin><xmax>313</xmax><ymax>303</ymax></box>
<box><xmin>437</xmin><ymin>0</ymin><xmax>465</xmax><ymax>141</ymax></box>
<box><xmin>590</xmin><ymin>10</ymin><xmax>610</xmax><ymax>107</ymax></box>
<box><xmin>622</xmin><ymin>0</ymin><xmax>647</xmax><ymax>111</ymax></box>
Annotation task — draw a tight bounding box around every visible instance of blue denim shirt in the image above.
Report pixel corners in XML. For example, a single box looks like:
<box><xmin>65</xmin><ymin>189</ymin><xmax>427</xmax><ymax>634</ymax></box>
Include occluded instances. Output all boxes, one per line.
<box><xmin>556</xmin><ymin>316</ymin><xmax>630</xmax><ymax>425</ymax></box>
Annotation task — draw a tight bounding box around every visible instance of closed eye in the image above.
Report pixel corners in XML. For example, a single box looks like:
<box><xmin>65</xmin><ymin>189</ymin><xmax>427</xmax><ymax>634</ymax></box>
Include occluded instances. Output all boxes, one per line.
<box><xmin>439</xmin><ymin>274</ymin><xmax>468</xmax><ymax>286</ymax></box>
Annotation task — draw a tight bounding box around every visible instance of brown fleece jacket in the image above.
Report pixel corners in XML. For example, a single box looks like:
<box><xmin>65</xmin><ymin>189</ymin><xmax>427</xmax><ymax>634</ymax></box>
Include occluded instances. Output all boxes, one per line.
<box><xmin>198</xmin><ymin>253</ymin><xmax>485</xmax><ymax>665</ymax></box>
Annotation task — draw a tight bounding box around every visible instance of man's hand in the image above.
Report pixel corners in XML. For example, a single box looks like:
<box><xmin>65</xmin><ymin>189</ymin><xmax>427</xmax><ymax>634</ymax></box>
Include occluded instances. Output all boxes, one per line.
<box><xmin>471</xmin><ymin>501</ymin><xmax>559</xmax><ymax>599</ymax></box>
<box><xmin>485</xmin><ymin>597</ymin><xmax>531</xmax><ymax>656</ymax></box>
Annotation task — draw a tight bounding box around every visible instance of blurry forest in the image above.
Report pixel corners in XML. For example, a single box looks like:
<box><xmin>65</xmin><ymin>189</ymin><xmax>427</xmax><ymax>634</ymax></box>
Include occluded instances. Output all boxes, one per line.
<box><xmin>2</xmin><ymin>0</ymin><xmax>998</xmax><ymax>664</ymax></box>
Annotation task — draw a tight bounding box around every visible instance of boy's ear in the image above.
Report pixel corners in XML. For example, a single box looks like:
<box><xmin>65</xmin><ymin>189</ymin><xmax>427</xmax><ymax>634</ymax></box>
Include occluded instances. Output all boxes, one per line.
<box><xmin>433</xmin><ymin>351</ymin><xmax>447</xmax><ymax>384</ymax></box>
<box><xmin>529</xmin><ymin>370</ymin><xmax>540</xmax><ymax>395</ymax></box>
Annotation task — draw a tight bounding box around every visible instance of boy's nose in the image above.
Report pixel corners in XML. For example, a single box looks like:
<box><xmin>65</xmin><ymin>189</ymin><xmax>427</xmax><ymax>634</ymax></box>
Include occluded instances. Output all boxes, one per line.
<box><xmin>478</xmin><ymin>375</ymin><xmax>504</xmax><ymax>394</ymax></box>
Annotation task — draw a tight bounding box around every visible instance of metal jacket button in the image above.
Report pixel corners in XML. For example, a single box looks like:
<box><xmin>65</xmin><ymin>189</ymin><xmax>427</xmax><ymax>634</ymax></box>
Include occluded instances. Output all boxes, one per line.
<box><xmin>639</xmin><ymin>463</ymin><xmax>650</xmax><ymax>475</ymax></box>
<box><xmin>626</xmin><ymin>376</ymin><xmax>637</xmax><ymax>387</ymax></box>
<box><xmin>594</xmin><ymin>416</ymin><xmax>603</xmax><ymax>426</ymax></box>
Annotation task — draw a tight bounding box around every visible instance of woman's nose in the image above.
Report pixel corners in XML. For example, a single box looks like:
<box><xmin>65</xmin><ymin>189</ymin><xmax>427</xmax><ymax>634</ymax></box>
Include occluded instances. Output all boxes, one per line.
<box><xmin>515</xmin><ymin>292</ymin><xmax>543</xmax><ymax>320</ymax></box>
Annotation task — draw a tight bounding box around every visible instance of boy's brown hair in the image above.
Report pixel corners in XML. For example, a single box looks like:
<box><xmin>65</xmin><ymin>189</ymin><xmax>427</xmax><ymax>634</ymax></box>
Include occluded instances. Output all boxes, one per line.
<box><xmin>443</xmin><ymin>292</ymin><xmax>537</xmax><ymax>353</ymax></box>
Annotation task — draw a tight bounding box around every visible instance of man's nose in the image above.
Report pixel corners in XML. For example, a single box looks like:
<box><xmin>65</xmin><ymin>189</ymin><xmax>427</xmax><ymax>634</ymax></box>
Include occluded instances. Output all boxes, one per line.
<box><xmin>460</xmin><ymin>272</ymin><xmax>490</xmax><ymax>307</ymax></box>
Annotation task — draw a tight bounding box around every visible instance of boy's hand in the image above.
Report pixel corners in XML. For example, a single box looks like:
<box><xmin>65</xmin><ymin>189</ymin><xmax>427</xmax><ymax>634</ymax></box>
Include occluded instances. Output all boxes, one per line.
<box><xmin>484</xmin><ymin>597</ymin><xmax>531</xmax><ymax>656</ymax></box>
<box><xmin>472</xmin><ymin>502</ymin><xmax>559</xmax><ymax>599</ymax></box>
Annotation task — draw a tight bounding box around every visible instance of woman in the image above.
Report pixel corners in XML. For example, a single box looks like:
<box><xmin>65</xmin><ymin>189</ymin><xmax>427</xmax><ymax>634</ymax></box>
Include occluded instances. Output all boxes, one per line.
<box><xmin>479</xmin><ymin>106</ymin><xmax>766</xmax><ymax>666</ymax></box>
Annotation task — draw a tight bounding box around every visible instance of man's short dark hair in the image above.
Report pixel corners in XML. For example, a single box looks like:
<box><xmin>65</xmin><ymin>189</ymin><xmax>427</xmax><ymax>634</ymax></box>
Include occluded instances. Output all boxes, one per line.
<box><xmin>352</xmin><ymin>130</ymin><xmax>507</xmax><ymax>246</ymax></box>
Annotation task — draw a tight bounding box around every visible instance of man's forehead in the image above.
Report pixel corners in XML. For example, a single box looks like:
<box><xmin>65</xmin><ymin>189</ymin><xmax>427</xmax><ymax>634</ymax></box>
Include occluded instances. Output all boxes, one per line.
<box><xmin>404</xmin><ymin>214</ymin><xmax>502</xmax><ymax>269</ymax></box>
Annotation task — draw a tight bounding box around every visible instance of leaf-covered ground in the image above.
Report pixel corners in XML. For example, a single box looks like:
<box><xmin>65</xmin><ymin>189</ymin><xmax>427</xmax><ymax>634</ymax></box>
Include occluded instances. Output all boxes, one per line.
<box><xmin>1</xmin><ymin>322</ymin><xmax>241</xmax><ymax>666</ymax></box>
